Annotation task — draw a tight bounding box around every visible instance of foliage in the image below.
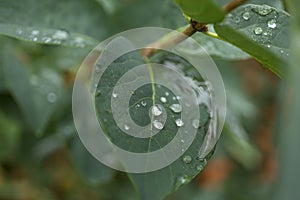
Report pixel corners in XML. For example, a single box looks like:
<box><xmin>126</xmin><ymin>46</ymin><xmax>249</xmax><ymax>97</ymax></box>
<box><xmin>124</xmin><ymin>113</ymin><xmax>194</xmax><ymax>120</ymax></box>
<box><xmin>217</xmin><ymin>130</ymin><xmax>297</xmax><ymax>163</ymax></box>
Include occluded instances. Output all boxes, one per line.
<box><xmin>0</xmin><ymin>0</ymin><xmax>297</xmax><ymax>200</ymax></box>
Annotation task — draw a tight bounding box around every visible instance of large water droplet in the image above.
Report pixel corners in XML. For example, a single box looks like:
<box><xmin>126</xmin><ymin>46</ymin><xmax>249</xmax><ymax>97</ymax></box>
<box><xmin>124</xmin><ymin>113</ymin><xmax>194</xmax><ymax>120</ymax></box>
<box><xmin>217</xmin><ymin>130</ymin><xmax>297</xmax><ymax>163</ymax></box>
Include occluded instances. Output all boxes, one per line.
<box><xmin>152</xmin><ymin>105</ymin><xmax>163</xmax><ymax>116</ymax></box>
<box><xmin>53</xmin><ymin>30</ymin><xmax>69</xmax><ymax>40</ymax></box>
<box><xmin>141</xmin><ymin>101</ymin><xmax>147</xmax><ymax>107</ymax></box>
<box><xmin>170</xmin><ymin>104</ymin><xmax>182</xmax><ymax>113</ymax></box>
<box><xmin>267</xmin><ymin>19</ymin><xmax>277</xmax><ymax>29</ymax></box>
<box><xmin>182</xmin><ymin>155</ymin><xmax>192</xmax><ymax>164</ymax></box>
<box><xmin>192</xmin><ymin>119</ymin><xmax>200</xmax><ymax>129</ymax></box>
<box><xmin>153</xmin><ymin>120</ymin><xmax>164</xmax><ymax>130</ymax></box>
<box><xmin>175</xmin><ymin>119</ymin><xmax>184</xmax><ymax>127</ymax></box>
<box><xmin>47</xmin><ymin>92</ymin><xmax>57</xmax><ymax>103</ymax></box>
<box><xmin>254</xmin><ymin>27</ymin><xmax>263</xmax><ymax>35</ymax></box>
<box><xmin>160</xmin><ymin>97</ymin><xmax>167</xmax><ymax>103</ymax></box>
<box><xmin>242</xmin><ymin>11</ymin><xmax>251</xmax><ymax>20</ymax></box>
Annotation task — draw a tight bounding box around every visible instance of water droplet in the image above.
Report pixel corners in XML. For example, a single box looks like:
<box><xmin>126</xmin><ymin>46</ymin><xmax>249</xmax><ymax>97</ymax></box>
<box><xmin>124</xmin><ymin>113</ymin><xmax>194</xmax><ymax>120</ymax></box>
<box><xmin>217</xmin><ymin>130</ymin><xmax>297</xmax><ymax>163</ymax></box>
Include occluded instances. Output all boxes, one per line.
<box><xmin>253</xmin><ymin>4</ymin><xmax>272</xmax><ymax>16</ymax></box>
<box><xmin>267</xmin><ymin>19</ymin><xmax>277</xmax><ymax>29</ymax></box>
<box><xmin>192</xmin><ymin>119</ymin><xmax>200</xmax><ymax>129</ymax></box>
<box><xmin>31</xmin><ymin>30</ymin><xmax>40</xmax><ymax>35</ymax></box>
<box><xmin>74</xmin><ymin>37</ymin><xmax>85</xmax><ymax>47</ymax></box>
<box><xmin>53</xmin><ymin>30</ymin><xmax>69</xmax><ymax>40</ymax></box>
<box><xmin>174</xmin><ymin>176</ymin><xmax>189</xmax><ymax>189</ymax></box>
<box><xmin>141</xmin><ymin>101</ymin><xmax>147</xmax><ymax>107</ymax></box>
<box><xmin>266</xmin><ymin>44</ymin><xmax>271</xmax><ymax>48</ymax></box>
<box><xmin>242</xmin><ymin>11</ymin><xmax>251</xmax><ymax>20</ymax></box>
<box><xmin>235</xmin><ymin>17</ymin><xmax>240</xmax><ymax>23</ymax></box>
<box><xmin>254</xmin><ymin>27</ymin><xmax>263</xmax><ymax>35</ymax></box>
<box><xmin>182</xmin><ymin>155</ymin><xmax>192</xmax><ymax>164</ymax></box>
<box><xmin>153</xmin><ymin>120</ymin><xmax>164</xmax><ymax>130</ymax></box>
<box><xmin>112</xmin><ymin>92</ymin><xmax>118</xmax><ymax>98</ymax></box>
<box><xmin>175</xmin><ymin>119</ymin><xmax>184</xmax><ymax>127</ymax></box>
<box><xmin>160</xmin><ymin>97</ymin><xmax>167</xmax><ymax>103</ymax></box>
<box><xmin>172</xmin><ymin>96</ymin><xmax>176</xmax><ymax>100</ymax></box>
<box><xmin>135</xmin><ymin>104</ymin><xmax>141</xmax><ymax>109</ymax></box>
<box><xmin>263</xmin><ymin>32</ymin><xmax>268</xmax><ymax>36</ymax></box>
<box><xmin>180</xmin><ymin>139</ymin><xmax>185</xmax><ymax>143</ymax></box>
<box><xmin>196</xmin><ymin>165</ymin><xmax>204</xmax><ymax>171</ymax></box>
<box><xmin>280</xmin><ymin>49</ymin><xmax>284</xmax><ymax>54</ymax></box>
<box><xmin>47</xmin><ymin>92</ymin><xmax>57</xmax><ymax>103</ymax></box>
<box><xmin>32</xmin><ymin>37</ymin><xmax>38</xmax><ymax>41</ymax></box>
<box><xmin>165</xmin><ymin>92</ymin><xmax>169</xmax><ymax>96</ymax></box>
<box><xmin>170</xmin><ymin>104</ymin><xmax>182</xmax><ymax>113</ymax></box>
<box><xmin>16</xmin><ymin>29</ymin><xmax>23</xmax><ymax>35</ymax></box>
<box><xmin>124</xmin><ymin>124</ymin><xmax>130</xmax><ymax>130</ymax></box>
<box><xmin>152</xmin><ymin>105</ymin><xmax>163</xmax><ymax>116</ymax></box>
<box><xmin>42</xmin><ymin>37</ymin><xmax>52</xmax><ymax>43</ymax></box>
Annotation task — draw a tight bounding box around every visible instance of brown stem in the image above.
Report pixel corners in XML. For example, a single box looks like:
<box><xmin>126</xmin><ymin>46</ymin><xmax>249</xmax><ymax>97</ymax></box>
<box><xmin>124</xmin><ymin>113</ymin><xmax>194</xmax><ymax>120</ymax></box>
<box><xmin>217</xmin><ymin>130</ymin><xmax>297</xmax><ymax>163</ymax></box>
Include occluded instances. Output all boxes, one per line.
<box><xmin>141</xmin><ymin>0</ymin><xmax>247</xmax><ymax>58</ymax></box>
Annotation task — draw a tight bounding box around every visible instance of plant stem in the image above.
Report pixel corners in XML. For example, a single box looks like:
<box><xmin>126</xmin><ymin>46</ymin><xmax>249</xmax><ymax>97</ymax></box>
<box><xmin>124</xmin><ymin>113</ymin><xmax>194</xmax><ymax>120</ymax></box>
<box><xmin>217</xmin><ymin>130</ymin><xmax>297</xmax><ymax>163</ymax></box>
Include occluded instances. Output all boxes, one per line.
<box><xmin>141</xmin><ymin>0</ymin><xmax>247</xmax><ymax>57</ymax></box>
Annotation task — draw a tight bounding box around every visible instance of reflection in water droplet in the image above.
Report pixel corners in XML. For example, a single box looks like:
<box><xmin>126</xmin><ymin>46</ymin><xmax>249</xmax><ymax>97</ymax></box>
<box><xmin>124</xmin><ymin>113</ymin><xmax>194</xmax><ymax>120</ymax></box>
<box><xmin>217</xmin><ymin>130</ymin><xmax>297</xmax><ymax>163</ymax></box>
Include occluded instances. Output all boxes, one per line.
<box><xmin>242</xmin><ymin>11</ymin><xmax>251</xmax><ymax>20</ymax></box>
<box><xmin>160</xmin><ymin>97</ymin><xmax>167</xmax><ymax>103</ymax></box>
<box><xmin>152</xmin><ymin>105</ymin><xmax>163</xmax><ymax>116</ymax></box>
<box><xmin>175</xmin><ymin>119</ymin><xmax>184</xmax><ymax>127</ymax></box>
<box><xmin>47</xmin><ymin>92</ymin><xmax>57</xmax><ymax>103</ymax></box>
<box><xmin>192</xmin><ymin>119</ymin><xmax>200</xmax><ymax>129</ymax></box>
<box><xmin>170</xmin><ymin>104</ymin><xmax>182</xmax><ymax>113</ymax></box>
<box><xmin>31</xmin><ymin>30</ymin><xmax>40</xmax><ymax>35</ymax></box>
<box><xmin>254</xmin><ymin>27</ymin><xmax>263</xmax><ymax>35</ymax></box>
<box><xmin>268</xmin><ymin>19</ymin><xmax>277</xmax><ymax>29</ymax></box>
<box><xmin>112</xmin><ymin>92</ymin><xmax>118</xmax><ymax>98</ymax></box>
<box><xmin>124</xmin><ymin>124</ymin><xmax>130</xmax><ymax>131</ymax></box>
<box><xmin>53</xmin><ymin>30</ymin><xmax>69</xmax><ymax>40</ymax></box>
<box><xmin>141</xmin><ymin>101</ymin><xmax>147</xmax><ymax>107</ymax></box>
<box><xmin>182</xmin><ymin>155</ymin><xmax>192</xmax><ymax>164</ymax></box>
<box><xmin>153</xmin><ymin>120</ymin><xmax>164</xmax><ymax>130</ymax></box>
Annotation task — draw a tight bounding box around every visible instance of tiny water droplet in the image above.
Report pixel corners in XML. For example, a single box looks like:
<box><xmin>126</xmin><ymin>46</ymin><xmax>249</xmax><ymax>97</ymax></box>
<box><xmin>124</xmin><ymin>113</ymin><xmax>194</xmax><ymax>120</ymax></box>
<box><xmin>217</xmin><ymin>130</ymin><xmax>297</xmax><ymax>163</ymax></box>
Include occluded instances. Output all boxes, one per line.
<box><xmin>170</xmin><ymin>104</ymin><xmax>182</xmax><ymax>113</ymax></box>
<box><xmin>47</xmin><ymin>92</ymin><xmax>57</xmax><ymax>103</ymax></box>
<box><xmin>74</xmin><ymin>37</ymin><xmax>85</xmax><ymax>47</ymax></box>
<box><xmin>266</xmin><ymin>44</ymin><xmax>271</xmax><ymax>48</ymax></box>
<box><xmin>124</xmin><ymin>124</ymin><xmax>130</xmax><ymax>131</ymax></box>
<box><xmin>141</xmin><ymin>101</ymin><xmax>147</xmax><ymax>107</ymax></box>
<box><xmin>135</xmin><ymin>104</ymin><xmax>141</xmax><ymax>109</ymax></box>
<box><xmin>31</xmin><ymin>30</ymin><xmax>40</xmax><ymax>35</ymax></box>
<box><xmin>153</xmin><ymin>120</ymin><xmax>164</xmax><ymax>130</ymax></box>
<box><xmin>16</xmin><ymin>29</ymin><xmax>23</xmax><ymax>35</ymax></box>
<box><xmin>263</xmin><ymin>32</ymin><xmax>268</xmax><ymax>36</ymax></box>
<box><xmin>242</xmin><ymin>11</ymin><xmax>251</xmax><ymax>20</ymax></box>
<box><xmin>175</xmin><ymin>176</ymin><xmax>189</xmax><ymax>188</ymax></box>
<box><xmin>175</xmin><ymin>119</ymin><xmax>184</xmax><ymax>127</ymax></box>
<box><xmin>32</xmin><ymin>37</ymin><xmax>38</xmax><ymax>41</ymax></box>
<box><xmin>192</xmin><ymin>119</ymin><xmax>200</xmax><ymax>129</ymax></box>
<box><xmin>254</xmin><ymin>27</ymin><xmax>263</xmax><ymax>35</ymax></box>
<box><xmin>280</xmin><ymin>49</ymin><xmax>284</xmax><ymax>54</ymax></box>
<box><xmin>160</xmin><ymin>97</ymin><xmax>167</xmax><ymax>103</ymax></box>
<box><xmin>180</xmin><ymin>139</ymin><xmax>185</xmax><ymax>143</ymax></box>
<box><xmin>182</xmin><ymin>155</ymin><xmax>192</xmax><ymax>164</ymax></box>
<box><xmin>42</xmin><ymin>37</ymin><xmax>52</xmax><ymax>43</ymax></box>
<box><xmin>112</xmin><ymin>92</ymin><xmax>118</xmax><ymax>98</ymax></box>
<box><xmin>196</xmin><ymin>165</ymin><xmax>204</xmax><ymax>171</ymax></box>
<box><xmin>165</xmin><ymin>92</ymin><xmax>169</xmax><ymax>96</ymax></box>
<box><xmin>172</xmin><ymin>96</ymin><xmax>176</xmax><ymax>100</ymax></box>
<box><xmin>53</xmin><ymin>30</ymin><xmax>69</xmax><ymax>40</ymax></box>
<box><xmin>176</xmin><ymin>96</ymin><xmax>182</xmax><ymax>100</ymax></box>
<box><xmin>152</xmin><ymin>105</ymin><xmax>163</xmax><ymax>116</ymax></box>
<box><xmin>235</xmin><ymin>17</ymin><xmax>240</xmax><ymax>23</ymax></box>
<box><xmin>267</xmin><ymin>19</ymin><xmax>277</xmax><ymax>29</ymax></box>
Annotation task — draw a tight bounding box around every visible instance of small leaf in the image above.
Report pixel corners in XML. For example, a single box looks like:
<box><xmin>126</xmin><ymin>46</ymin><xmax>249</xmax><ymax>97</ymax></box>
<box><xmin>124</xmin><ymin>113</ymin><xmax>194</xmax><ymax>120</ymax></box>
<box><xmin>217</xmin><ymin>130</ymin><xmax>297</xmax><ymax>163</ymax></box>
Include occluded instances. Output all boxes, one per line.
<box><xmin>214</xmin><ymin>4</ymin><xmax>290</xmax><ymax>78</ymax></box>
<box><xmin>0</xmin><ymin>24</ymin><xmax>98</xmax><ymax>48</ymax></box>
<box><xmin>174</xmin><ymin>0</ymin><xmax>225</xmax><ymax>23</ymax></box>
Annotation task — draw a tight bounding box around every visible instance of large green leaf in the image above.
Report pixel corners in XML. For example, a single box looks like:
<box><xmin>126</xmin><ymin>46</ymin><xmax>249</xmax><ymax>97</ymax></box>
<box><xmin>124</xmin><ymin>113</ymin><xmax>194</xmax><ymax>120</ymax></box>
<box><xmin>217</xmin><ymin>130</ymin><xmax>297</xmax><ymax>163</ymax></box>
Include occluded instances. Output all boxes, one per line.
<box><xmin>94</xmin><ymin>44</ymin><xmax>215</xmax><ymax>199</ymax></box>
<box><xmin>214</xmin><ymin>4</ymin><xmax>290</xmax><ymax>78</ymax></box>
<box><xmin>174</xmin><ymin>0</ymin><xmax>225</xmax><ymax>23</ymax></box>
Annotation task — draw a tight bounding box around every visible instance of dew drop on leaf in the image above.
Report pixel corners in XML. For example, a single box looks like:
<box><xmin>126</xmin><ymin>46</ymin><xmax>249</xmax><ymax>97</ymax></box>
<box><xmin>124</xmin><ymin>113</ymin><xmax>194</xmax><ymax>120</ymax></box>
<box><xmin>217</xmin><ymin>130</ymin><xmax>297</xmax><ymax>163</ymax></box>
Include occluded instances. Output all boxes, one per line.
<box><xmin>267</xmin><ymin>19</ymin><xmax>277</xmax><ymax>29</ymax></box>
<box><xmin>112</xmin><ymin>92</ymin><xmax>118</xmax><ymax>98</ymax></box>
<box><xmin>170</xmin><ymin>104</ymin><xmax>182</xmax><ymax>113</ymax></box>
<box><xmin>192</xmin><ymin>119</ymin><xmax>200</xmax><ymax>129</ymax></box>
<box><xmin>124</xmin><ymin>124</ymin><xmax>130</xmax><ymax>131</ymax></box>
<box><xmin>141</xmin><ymin>101</ymin><xmax>147</xmax><ymax>107</ymax></box>
<box><xmin>47</xmin><ymin>92</ymin><xmax>57</xmax><ymax>103</ymax></box>
<box><xmin>53</xmin><ymin>30</ymin><xmax>69</xmax><ymax>40</ymax></box>
<box><xmin>153</xmin><ymin>120</ymin><xmax>164</xmax><ymax>130</ymax></box>
<box><xmin>175</xmin><ymin>119</ymin><xmax>184</xmax><ymax>127</ymax></box>
<box><xmin>182</xmin><ymin>155</ymin><xmax>192</xmax><ymax>164</ymax></box>
<box><xmin>151</xmin><ymin>105</ymin><xmax>163</xmax><ymax>116</ymax></box>
<box><xmin>254</xmin><ymin>27</ymin><xmax>263</xmax><ymax>35</ymax></box>
<box><xmin>242</xmin><ymin>11</ymin><xmax>251</xmax><ymax>20</ymax></box>
<box><xmin>160</xmin><ymin>97</ymin><xmax>167</xmax><ymax>103</ymax></box>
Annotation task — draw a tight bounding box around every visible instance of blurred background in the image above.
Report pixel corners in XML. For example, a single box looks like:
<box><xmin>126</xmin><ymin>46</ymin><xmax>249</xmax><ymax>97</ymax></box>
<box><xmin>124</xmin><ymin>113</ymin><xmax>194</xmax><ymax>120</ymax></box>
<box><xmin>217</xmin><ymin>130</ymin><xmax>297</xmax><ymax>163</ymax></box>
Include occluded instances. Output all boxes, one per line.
<box><xmin>0</xmin><ymin>0</ymin><xmax>297</xmax><ymax>199</ymax></box>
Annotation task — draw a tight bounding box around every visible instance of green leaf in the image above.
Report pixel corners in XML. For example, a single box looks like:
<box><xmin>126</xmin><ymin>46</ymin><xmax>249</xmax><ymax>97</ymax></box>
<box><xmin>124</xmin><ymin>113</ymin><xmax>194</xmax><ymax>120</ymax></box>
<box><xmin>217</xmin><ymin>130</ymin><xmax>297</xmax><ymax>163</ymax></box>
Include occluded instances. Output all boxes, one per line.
<box><xmin>214</xmin><ymin>4</ymin><xmax>290</xmax><ymax>78</ymax></box>
<box><xmin>174</xmin><ymin>0</ymin><xmax>225</xmax><ymax>23</ymax></box>
<box><xmin>94</xmin><ymin>38</ymin><xmax>215</xmax><ymax>199</ymax></box>
<box><xmin>0</xmin><ymin>0</ymin><xmax>109</xmax><ymax>40</ymax></box>
<box><xmin>2</xmin><ymin>48</ymin><xmax>65</xmax><ymax>134</ymax></box>
<box><xmin>70</xmin><ymin>137</ymin><xmax>115</xmax><ymax>184</ymax></box>
<box><xmin>0</xmin><ymin>24</ymin><xmax>98</xmax><ymax>48</ymax></box>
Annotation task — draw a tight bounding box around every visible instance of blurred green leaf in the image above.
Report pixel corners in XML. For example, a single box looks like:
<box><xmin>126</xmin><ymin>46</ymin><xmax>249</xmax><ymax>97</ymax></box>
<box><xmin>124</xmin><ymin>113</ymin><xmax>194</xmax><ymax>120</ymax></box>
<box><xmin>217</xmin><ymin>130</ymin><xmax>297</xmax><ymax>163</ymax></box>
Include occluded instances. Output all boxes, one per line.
<box><xmin>215</xmin><ymin>4</ymin><xmax>290</xmax><ymax>78</ymax></box>
<box><xmin>2</xmin><ymin>49</ymin><xmax>64</xmax><ymax>134</ymax></box>
<box><xmin>0</xmin><ymin>24</ymin><xmax>98</xmax><ymax>48</ymax></box>
<box><xmin>174</xmin><ymin>0</ymin><xmax>225</xmax><ymax>23</ymax></box>
<box><xmin>70</xmin><ymin>137</ymin><xmax>115</xmax><ymax>185</ymax></box>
